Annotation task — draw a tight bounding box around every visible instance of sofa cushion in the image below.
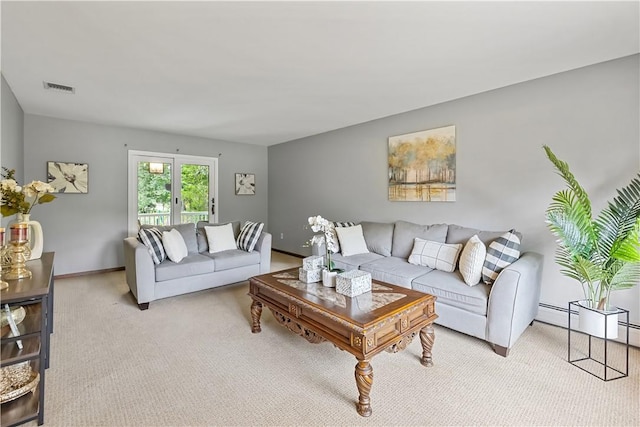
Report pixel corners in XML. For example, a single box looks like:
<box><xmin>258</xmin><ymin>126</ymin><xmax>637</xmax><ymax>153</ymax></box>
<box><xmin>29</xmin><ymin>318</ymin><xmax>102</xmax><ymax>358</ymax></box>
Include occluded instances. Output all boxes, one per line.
<box><xmin>155</xmin><ymin>254</ymin><xmax>215</xmax><ymax>282</ymax></box>
<box><xmin>459</xmin><ymin>235</ymin><xmax>486</xmax><ymax>286</ymax></box>
<box><xmin>138</xmin><ymin>227</ymin><xmax>166</xmax><ymax>265</ymax></box>
<box><xmin>408</xmin><ymin>238</ymin><xmax>462</xmax><ymax>273</ymax></box>
<box><xmin>391</xmin><ymin>221</ymin><xmax>448</xmax><ymax>259</ymax></box>
<box><xmin>412</xmin><ymin>270</ymin><xmax>491</xmax><ymax>316</ymax></box>
<box><xmin>203</xmin><ymin>249</ymin><xmax>261</xmax><ymax>272</ymax></box>
<box><xmin>331</xmin><ymin>252</ymin><xmax>384</xmax><ymax>271</ymax></box>
<box><xmin>360</xmin><ymin>221</ymin><xmax>394</xmax><ymax>256</ymax></box>
<box><xmin>162</xmin><ymin>228</ymin><xmax>189</xmax><ymax>263</ymax></box>
<box><xmin>446</xmin><ymin>224</ymin><xmax>523</xmax><ymax>248</ymax></box>
<box><xmin>482</xmin><ymin>229</ymin><xmax>521</xmax><ymax>284</ymax></box>
<box><xmin>237</xmin><ymin>221</ymin><xmax>264</xmax><ymax>252</ymax></box>
<box><xmin>142</xmin><ymin>223</ymin><xmax>198</xmax><ymax>254</ymax></box>
<box><xmin>336</xmin><ymin>225</ymin><xmax>369</xmax><ymax>256</ymax></box>
<box><xmin>196</xmin><ymin>221</ymin><xmax>241</xmax><ymax>252</ymax></box>
<box><xmin>204</xmin><ymin>223</ymin><xmax>238</xmax><ymax>253</ymax></box>
<box><xmin>360</xmin><ymin>256</ymin><xmax>433</xmax><ymax>289</ymax></box>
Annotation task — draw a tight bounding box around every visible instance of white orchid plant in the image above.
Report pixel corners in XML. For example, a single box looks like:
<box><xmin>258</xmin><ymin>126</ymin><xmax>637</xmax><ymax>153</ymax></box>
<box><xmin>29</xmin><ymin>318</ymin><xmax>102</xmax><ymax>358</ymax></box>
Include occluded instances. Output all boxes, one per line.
<box><xmin>1</xmin><ymin>167</ymin><xmax>56</xmax><ymax>217</ymax></box>
<box><xmin>307</xmin><ymin>215</ymin><xmax>339</xmax><ymax>271</ymax></box>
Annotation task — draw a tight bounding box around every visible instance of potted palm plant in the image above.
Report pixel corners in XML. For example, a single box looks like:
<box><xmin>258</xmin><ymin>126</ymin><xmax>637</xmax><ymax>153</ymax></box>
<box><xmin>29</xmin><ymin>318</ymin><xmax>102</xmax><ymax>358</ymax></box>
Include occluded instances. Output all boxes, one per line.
<box><xmin>544</xmin><ymin>146</ymin><xmax>640</xmax><ymax>338</ymax></box>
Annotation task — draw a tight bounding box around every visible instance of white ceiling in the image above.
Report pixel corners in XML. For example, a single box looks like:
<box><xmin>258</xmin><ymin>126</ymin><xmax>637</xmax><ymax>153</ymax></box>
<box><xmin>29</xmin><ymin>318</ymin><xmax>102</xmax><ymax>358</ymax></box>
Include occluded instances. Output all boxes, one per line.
<box><xmin>2</xmin><ymin>1</ymin><xmax>639</xmax><ymax>146</ymax></box>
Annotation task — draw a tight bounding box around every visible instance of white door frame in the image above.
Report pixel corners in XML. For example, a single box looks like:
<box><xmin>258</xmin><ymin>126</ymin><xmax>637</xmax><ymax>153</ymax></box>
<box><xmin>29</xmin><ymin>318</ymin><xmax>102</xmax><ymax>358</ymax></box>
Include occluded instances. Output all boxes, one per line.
<box><xmin>127</xmin><ymin>150</ymin><xmax>218</xmax><ymax>236</ymax></box>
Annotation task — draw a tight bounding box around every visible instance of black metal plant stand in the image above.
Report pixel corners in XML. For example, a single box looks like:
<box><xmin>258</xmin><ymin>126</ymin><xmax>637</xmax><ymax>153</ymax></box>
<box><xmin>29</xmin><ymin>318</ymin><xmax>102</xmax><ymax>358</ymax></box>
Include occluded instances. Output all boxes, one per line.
<box><xmin>568</xmin><ymin>300</ymin><xmax>629</xmax><ymax>381</ymax></box>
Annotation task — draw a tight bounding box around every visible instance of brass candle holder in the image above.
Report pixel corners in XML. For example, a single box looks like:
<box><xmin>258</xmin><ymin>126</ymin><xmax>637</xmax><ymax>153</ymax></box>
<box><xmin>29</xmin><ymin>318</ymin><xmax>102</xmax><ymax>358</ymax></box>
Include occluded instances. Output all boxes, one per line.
<box><xmin>0</xmin><ymin>228</ymin><xmax>8</xmax><ymax>290</ymax></box>
<box><xmin>4</xmin><ymin>223</ymin><xmax>32</xmax><ymax>280</ymax></box>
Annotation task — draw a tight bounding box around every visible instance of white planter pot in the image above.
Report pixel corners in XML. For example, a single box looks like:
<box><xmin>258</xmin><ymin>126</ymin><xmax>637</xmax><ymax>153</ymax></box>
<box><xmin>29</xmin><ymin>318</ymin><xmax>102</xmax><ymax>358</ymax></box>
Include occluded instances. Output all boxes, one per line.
<box><xmin>322</xmin><ymin>270</ymin><xmax>338</xmax><ymax>288</ymax></box>
<box><xmin>578</xmin><ymin>300</ymin><xmax>619</xmax><ymax>339</ymax></box>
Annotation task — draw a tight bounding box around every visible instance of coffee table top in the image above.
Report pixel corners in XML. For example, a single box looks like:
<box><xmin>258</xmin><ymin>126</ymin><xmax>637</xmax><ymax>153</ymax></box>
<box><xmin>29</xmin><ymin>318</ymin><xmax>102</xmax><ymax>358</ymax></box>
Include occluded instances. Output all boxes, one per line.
<box><xmin>250</xmin><ymin>268</ymin><xmax>434</xmax><ymax>329</ymax></box>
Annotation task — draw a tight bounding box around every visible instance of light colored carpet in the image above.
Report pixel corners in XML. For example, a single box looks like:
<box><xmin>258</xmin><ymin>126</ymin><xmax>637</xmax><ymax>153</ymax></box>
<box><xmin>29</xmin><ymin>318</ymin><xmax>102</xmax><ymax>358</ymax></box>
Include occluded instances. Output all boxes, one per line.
<box><xmin>37</xmin><ymin>252</ymin><xmax>638</xmax><ymax>426</ymax></box>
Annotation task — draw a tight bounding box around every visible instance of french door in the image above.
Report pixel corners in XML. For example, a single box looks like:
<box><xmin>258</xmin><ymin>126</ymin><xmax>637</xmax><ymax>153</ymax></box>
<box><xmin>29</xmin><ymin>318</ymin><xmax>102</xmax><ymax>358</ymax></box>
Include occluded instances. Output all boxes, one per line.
<box><xmin>127</xmin><ymin>151</ymin><xmax>218</xmax><ymax>235</ymax></box>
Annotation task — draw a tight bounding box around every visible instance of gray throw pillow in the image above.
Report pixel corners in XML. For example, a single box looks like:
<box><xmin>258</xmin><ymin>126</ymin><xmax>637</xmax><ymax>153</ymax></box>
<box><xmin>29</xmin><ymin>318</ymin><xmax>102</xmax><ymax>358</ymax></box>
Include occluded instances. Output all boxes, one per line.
<box><xmin>360</xmin><ymin>221</ymin><xmax>394</xmax><ymax>257</ymax></box>
<box><xmin>141</xmin><ymin>223</ymin><xmax>198</xmax><ymax>254</ymax></box>
<box><xmin>446</xmin><ymin>224</ymin><xmax>523</xmax><ymax>248</ymax></box>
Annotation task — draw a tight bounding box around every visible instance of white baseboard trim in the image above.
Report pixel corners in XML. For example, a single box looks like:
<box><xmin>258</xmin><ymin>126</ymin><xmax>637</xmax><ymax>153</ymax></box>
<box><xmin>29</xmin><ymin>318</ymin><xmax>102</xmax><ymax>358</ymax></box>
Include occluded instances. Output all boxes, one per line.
<box><xmin>536</xmin><ymin>304</ymin><xmax>639</xmax><ymax>347</ymax></box>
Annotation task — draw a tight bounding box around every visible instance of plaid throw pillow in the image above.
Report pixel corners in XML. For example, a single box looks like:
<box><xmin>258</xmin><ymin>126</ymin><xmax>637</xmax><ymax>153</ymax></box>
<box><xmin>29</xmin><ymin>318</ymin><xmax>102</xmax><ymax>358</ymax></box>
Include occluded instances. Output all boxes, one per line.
<box><xmin>138</xmin><ymin>227</ymin><xmax>166</xmax><ymax>265</ymax></box>
<box><xmin>482</xmin><ymin>229</ymin><xmax>521</xmax><ymax>284</ymax></box>
<box><xmin>237</xmin><ymin>221</ymin><xmax>264</xmax><ymax>252</ymax></box>
<box><xmin>407</xmin><ymin>238</ymin><xmax>462</xmax><ymax>273</ymax></box>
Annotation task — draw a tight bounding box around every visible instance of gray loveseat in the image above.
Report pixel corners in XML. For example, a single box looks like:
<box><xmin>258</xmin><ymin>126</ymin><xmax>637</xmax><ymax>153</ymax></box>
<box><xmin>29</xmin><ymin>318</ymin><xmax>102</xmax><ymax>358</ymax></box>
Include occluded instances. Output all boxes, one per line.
<box><xmin>316</xmin><ymin>220</ymin><xmax>543</xmax><ymax>357</ymax></box>
<box><xmin>124</xmin><ymin>221</ymin><xmax>271</xmax><ymax>310</ymax></box>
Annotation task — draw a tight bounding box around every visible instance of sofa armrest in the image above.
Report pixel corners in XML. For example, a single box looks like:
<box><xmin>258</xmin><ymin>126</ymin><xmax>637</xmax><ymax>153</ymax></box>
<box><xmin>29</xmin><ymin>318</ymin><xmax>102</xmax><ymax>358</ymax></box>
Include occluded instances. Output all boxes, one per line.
<box><xmin>486</xmin><ymin>252</ymin><xmax>544</xmax><ymax>351</ymax></box>
<box><xmin>123</xmin><ymin>237</ymin><xmax>156</xmax><ymax>304</ymax></box>
<box><xmin>254</xmin><ymin>232</ymin><xmax>272</xmax><ymax>274</ymax></box>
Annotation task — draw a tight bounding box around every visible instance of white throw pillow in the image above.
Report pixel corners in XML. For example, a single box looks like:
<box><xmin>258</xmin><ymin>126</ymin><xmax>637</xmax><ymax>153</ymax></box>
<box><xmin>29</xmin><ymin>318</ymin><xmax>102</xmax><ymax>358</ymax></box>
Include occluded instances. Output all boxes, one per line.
<box><xmin>205</xmin><ymin>223</ymin><xmax>237</xmax><ymax>253</ymax></box>
<box><xmin>162</xmin><ymin>228</ymin><xmax>189</xmax><ymax>263</ymax></box>
<box><xmin>329</xmin><ymin>221</ymin><xmax>356</xmax><ymax>254</ymax></box>
<box><xmin>335</xmin><ymin>225</ymin><xmax>370</xmax><ymax>257</ymax></box>
<box><xmin>459</xmin><ymin>235</ymin><xmax>487</xmax><ymax>286</ymax></box>
<box><xmin>408</xmin><ymin>238</ymin><xmax>462</xmax><ymax>273</ymax></box>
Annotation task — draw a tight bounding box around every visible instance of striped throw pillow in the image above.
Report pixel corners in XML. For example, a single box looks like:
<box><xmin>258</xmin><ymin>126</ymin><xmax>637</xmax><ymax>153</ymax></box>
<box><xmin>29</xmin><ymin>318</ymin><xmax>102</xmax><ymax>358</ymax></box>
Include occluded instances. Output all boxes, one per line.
<box><xmin>482</xmin><ymin>229</ymin><xmax>521</xmax><ymax>284</ymax></box>
<box><xmin>237</xmin><ymin>221</ymin><xmax>264</xmax><ymax>252</ymax></box>
<box><xmin>138</xmin><ymin>227</ymin><xmax>166</xmax><ymax>265</ymax></box>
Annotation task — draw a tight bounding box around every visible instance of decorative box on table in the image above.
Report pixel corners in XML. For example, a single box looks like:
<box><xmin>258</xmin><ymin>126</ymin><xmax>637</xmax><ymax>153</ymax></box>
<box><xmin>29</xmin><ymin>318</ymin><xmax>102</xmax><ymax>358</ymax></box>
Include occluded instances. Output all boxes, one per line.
<box><xmin>336</xmin><ymin>270</ymin><xmax>372</xmax><ymax>297</ymax></box>
<box><xmin>303</xmin><ymin>255</ymin><xmax>324</xmax><ymax>270</ymax></box>
<box><xmin>299</xmin><ymin>267</ymin><xmax>322</xmax><ymax>283</ymax></box>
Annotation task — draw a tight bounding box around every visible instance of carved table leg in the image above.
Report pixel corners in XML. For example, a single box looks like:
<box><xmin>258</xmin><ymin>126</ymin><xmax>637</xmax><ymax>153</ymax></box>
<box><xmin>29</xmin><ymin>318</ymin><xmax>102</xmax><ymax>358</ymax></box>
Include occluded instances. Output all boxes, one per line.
<box><xmin>250</xmin><ymin>300</ymin><xmax>263</xmax><ymax>333</ymax></box>
<box><xmin>419</xmin><ymin>325</ymin><xmax>435</xmax><ymax>367</ymax></box>
<box><xmin>355</xmin><ymin>359</ymin><xmax>373</xmax><ymax>417</ymax></box>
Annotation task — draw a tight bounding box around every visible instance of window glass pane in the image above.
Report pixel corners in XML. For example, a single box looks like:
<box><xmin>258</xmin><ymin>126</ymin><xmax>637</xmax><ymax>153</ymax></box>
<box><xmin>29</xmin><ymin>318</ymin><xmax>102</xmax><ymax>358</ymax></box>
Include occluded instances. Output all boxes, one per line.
<box><xmin>180</xmin><ymin>164</ymin><xmax>209</xmax><ymax>224</ymax></box>
<box><xmin>137</xmin><ymin>161</ymin><xmax>171</xmax><ymax>226</ymax></box>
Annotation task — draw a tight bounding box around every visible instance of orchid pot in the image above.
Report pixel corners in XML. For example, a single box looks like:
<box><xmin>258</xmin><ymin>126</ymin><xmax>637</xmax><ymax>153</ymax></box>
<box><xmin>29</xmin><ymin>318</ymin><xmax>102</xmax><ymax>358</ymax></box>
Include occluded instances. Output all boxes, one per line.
<box><xmin>322</xmin><ymin>267</ymin><xmax>345</xmax><ymax>288</ymax></box>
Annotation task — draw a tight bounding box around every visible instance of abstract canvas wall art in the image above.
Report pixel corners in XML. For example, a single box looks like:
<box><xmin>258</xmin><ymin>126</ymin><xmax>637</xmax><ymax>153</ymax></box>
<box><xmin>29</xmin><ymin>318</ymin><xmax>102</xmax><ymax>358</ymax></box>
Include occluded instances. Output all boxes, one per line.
<box><xmin>388</xmin><ymin>125</ymin><xmax>456</xmax><ymax>201</ymax></box>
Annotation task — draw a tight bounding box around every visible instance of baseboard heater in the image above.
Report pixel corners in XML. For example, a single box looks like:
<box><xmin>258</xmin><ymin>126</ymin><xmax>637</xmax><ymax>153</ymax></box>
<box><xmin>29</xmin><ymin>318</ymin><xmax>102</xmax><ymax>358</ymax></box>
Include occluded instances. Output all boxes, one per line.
<box><xmin>538</xmin><ymin>302</ymin><xmax>639</xmax><ymax>331</ymax></box>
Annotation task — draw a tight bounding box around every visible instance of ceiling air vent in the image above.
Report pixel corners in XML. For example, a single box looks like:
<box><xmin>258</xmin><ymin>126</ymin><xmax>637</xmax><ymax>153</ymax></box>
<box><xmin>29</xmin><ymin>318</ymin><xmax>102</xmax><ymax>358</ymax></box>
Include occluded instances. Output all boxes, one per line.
<box><xmin>43</xmin><ymin>81</ymin><xmax>75</xmax><ymax>94</ymax></box>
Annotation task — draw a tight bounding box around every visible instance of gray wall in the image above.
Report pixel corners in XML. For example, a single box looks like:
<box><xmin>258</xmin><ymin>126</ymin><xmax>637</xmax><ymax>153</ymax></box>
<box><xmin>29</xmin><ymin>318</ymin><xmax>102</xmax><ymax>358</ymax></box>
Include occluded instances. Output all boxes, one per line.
<box><xmin>24</xmin><ymin>115</ymin><xmax>268</xmax><ymax>275</ymax></box>
<box><xmin>1</xmin><ymin>74</ymin><xmax>24</xmax><ymax>228</ymax></box>
<box><xmin>268</xmin><ymin>55</ymin><xmax>640</xmax><ymax>329</ymax></box>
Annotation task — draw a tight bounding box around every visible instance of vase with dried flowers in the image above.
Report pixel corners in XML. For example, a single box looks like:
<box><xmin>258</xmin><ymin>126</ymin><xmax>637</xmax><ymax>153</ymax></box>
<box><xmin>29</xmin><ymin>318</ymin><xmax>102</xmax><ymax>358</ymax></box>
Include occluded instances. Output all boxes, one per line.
<box><xmin>1</xmin><ymin>168</ymin><xmax>55</xmax><ymax>260</ymax></box>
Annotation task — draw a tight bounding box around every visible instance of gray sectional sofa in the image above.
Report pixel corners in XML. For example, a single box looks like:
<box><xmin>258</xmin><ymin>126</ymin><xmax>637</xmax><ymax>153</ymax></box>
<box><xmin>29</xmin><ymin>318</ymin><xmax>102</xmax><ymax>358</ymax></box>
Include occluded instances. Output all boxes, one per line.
<box><xmin>316</xmin><ymin>220</ymin><xmax>543</xmax><ymax>356</ymax></box>
<box><xmin>124</xmin><ymin>221</ymin><xmax>271</xmax><ymax>310</ymax></box>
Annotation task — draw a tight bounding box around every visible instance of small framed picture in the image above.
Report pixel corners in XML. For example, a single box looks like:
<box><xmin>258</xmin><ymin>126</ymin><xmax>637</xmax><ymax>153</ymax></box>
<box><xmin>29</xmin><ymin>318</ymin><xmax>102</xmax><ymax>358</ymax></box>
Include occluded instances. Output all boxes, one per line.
<box><xmin>47</xmin><ymin>161</ymin><xmax>89</xmax><ymax>193</ymax></box>
<box><xmin>235</xmin><ymin>173</ymin><xmax>255</xmax><ymax>195</ymax></box>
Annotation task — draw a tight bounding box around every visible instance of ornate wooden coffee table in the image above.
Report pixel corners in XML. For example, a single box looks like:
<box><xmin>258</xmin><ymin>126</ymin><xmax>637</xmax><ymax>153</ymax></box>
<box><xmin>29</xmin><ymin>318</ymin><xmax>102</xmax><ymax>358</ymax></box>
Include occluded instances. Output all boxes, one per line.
<box><xmin>248</xmin><ymin>268</ymin><xmax>437</xmax><ymax>417</ymax></box>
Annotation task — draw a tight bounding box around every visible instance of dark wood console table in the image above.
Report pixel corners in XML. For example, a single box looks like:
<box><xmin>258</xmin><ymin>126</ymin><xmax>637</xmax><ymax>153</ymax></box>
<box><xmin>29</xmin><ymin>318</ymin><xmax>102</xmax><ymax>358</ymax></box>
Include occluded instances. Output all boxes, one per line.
<box><xmin>1</xmin><ymin>252</ymin><xmax>54</xmax><ymax>426</ymax></box>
